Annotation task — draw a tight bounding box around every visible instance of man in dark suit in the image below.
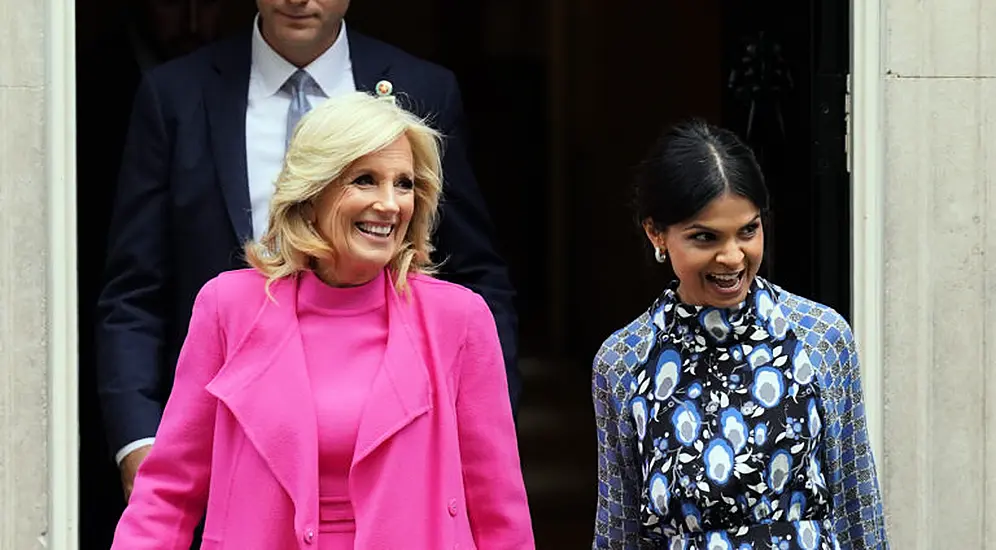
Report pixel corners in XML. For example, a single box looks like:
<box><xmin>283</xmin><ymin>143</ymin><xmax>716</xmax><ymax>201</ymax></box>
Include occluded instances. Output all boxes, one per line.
<box><xmin>79</xmin><ymin>3</ymin><xmax>226</xmax><ymax>545</ymax></box>
<box><xmin>96</xmin><ymin>0</ymin><xmax>520</xmax><ymax>500</ymax></box>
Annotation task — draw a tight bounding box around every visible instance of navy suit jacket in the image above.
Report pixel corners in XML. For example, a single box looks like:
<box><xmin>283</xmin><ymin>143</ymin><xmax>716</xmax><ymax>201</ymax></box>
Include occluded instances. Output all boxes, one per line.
<box><xmin>96</xmin><ymin>29</ymin><xmax>520</xmax><ymax>454</ymax></box>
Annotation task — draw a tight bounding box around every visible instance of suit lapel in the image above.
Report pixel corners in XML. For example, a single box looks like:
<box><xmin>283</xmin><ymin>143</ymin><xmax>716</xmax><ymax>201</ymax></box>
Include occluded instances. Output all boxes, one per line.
<box><xmin>352</xmin><ymin>275</ymin><xmax>433</xmax><ymax>467</ymax></box>
<box><xmin>205</xmin><ymin>276</ymin><xmax>318</xmax><ymax>525</ymax></box>
<box><xmin>348</xmin><ymin>30</ymin><xmax>392</xmax><ymax>94</ymax></box>
<box><xmin>205</xmin><ymin>32</ymin><xmax>253</xmax><ymax>241</ymax></box>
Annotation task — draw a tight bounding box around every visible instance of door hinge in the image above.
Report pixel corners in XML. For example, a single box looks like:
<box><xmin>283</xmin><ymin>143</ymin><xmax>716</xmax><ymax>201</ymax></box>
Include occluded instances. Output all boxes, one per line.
<box><xmin>844</xmin><ymin>73</ymin><xmax>853</xmax><ymax>173</ymax></box>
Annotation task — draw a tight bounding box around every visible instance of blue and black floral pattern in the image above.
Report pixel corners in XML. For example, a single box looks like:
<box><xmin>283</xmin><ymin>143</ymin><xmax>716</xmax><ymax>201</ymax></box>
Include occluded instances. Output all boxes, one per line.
<box><xmin>631</xmin><ymin>279</ymin><xmax>833</xmax><ymax>549</ymax></box>
<box><xmin>592</xmin><ymin>277</ymin><xmax>889</xmax><ymax>550</ymax></box>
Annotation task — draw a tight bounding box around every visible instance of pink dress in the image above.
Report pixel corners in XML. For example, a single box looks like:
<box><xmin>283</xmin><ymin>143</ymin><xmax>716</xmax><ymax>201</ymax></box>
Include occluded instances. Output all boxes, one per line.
<box><xmin>297</xmin><ymin>270</ymin><xmax>388</xmax><ymax>550</ymax></box>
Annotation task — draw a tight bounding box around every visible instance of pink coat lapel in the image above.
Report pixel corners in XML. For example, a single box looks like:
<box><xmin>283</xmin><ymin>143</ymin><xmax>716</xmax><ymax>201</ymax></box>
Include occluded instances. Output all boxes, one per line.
<box><xmin>352</xmin><ymin>276</ymin><xmax>433</xmax><ymax>466</ymax></box>
<box><xmin>204</xmin><ymin>276</ymin><xmax>319</xmax><ymax>529</ymax></box>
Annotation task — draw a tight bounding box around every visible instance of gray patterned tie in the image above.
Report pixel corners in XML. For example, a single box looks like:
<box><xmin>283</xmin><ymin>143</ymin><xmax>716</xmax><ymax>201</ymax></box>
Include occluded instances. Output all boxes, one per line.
<box><xmin>284</xmin><ymin>69</ymin><xmax>315</xmax><ymax>149</ymax></box>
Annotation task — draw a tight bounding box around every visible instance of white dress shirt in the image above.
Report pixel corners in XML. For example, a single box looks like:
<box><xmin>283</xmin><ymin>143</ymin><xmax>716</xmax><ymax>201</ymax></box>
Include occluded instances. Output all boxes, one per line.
<box><xmin>247</xmin><ymin>17</ymin><xmax>357</xmax><ymax>241</ymax></box>
<box><xmin>116</xmin><ymin>17</ymin><xmax>356</xmax><ymax>465</ymax></box>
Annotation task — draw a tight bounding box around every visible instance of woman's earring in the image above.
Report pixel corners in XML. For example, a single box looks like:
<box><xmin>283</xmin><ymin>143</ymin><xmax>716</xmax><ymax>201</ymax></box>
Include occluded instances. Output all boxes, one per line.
<box><xmin>654</xmin><ymin>247</ymin><xmax>667</xmax><ymax>264</ymax></box>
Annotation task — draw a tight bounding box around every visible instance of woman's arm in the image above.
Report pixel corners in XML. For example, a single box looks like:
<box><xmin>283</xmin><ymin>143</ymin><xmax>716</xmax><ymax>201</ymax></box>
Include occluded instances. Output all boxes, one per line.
<box><xmin>111</xmin><ymin>278</ymin><xmax>225</xmax><ymax>550</ymax></box>
<box><xmin>824</xmin><ymin>319</ymin><xmax>890</xmax><ymax>549</ymax></box>
<box><xmin>591</xmin><ymin>342</ymin><xmax>653</xmax><ymax>550</ymax></box>
<box><xmin>455</xmin><ymin>293</ymin><xmax>535</xmax><ymax>549</ymax></box>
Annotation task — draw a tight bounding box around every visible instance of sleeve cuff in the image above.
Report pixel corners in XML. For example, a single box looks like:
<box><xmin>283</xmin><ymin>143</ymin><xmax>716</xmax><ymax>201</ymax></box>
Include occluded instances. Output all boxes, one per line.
<box><xmin>115</xmin><ymin>437</ymin><xmax>156</xmax><ymax>466</ymax></box>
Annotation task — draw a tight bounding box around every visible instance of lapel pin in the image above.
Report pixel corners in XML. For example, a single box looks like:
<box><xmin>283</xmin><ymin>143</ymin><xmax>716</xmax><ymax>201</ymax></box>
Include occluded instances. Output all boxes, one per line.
<box><xmin>375</xmin><ymin>80</ymin><xmax>394</xmax><ymax>98</ymax></box>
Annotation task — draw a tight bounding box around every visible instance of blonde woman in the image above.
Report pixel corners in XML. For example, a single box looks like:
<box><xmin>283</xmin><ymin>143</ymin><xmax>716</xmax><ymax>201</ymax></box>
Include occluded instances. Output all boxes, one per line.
<box><xmin>111</xmin><ymin>92</ymin><xmax>534</xmax><ymax>550</ymax></box>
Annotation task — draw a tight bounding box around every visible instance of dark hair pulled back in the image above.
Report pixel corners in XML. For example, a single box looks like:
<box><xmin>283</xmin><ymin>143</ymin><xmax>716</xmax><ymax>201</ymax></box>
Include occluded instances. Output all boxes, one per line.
<box><xmin>634</xmin><ymin>119</ymin><xmax>769</xmax><ymax>231</ymax></box>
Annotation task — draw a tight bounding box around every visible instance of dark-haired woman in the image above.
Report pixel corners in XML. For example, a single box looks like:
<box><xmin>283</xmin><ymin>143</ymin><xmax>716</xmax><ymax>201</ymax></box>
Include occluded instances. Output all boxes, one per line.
<box><xmin>591</xmin><ymin>120</ymin><xmax>889</xmax><ymax>549</ymax></box>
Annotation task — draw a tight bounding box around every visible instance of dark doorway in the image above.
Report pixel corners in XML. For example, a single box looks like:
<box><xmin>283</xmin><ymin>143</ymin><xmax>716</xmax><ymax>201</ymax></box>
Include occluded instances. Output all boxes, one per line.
<box><xmin>347</xmin><ymin>5</ymin><xmax>852</xmax><ymax>543</ymax></box>
<box><xmin>75</xmin><ymin>1</ymin><xmax>850</xmax><ymax>548</ymax></box>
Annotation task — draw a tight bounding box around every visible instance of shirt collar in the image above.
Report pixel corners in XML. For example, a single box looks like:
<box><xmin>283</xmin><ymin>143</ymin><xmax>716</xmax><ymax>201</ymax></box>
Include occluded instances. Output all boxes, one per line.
<box><xmin>249</xmin><ymin>14</ymin><xmax>352</xmax><ymax>100</ymax></box>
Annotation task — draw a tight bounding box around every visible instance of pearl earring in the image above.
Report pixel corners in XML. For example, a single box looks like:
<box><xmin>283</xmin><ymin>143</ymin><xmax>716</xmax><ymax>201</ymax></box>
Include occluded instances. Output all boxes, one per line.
<box><xmin>654</xmin><ymin>247</ymin><xmax>667</xmax><ymax>264</ymax></box>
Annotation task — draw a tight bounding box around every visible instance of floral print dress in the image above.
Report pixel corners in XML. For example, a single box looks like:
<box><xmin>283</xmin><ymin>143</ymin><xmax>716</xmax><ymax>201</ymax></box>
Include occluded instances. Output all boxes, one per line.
<box><xmin>631</xmin><ymin>279</ymin><xmax>833</xmax><ymax>549</ymax></box>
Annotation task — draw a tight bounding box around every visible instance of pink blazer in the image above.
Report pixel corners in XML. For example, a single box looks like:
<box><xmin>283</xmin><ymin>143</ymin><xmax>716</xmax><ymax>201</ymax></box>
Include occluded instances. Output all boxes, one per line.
<box><xmin>111</xmin><ymin>269</ymin><xmax>534</xmax><ymax>550</ymax></box>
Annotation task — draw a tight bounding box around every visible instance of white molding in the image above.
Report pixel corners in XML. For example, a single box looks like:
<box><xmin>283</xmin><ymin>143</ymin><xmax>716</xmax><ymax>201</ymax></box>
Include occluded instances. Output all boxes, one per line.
<box><xmin>850</xmin><ymin>0</ymin><xmax>886</xmax><ymax>467</ymax></box>
<box><xmin>46</xmin><ymin>0</ymin><xmax>79</xmax><ymax>547</ymax></box>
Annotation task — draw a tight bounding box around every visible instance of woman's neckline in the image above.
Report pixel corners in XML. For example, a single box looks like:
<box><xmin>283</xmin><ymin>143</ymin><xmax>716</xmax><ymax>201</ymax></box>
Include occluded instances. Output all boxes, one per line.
<box><xmin>297</xmin><ymin>268</ymin><xmax>387</xmax><ymax>316</ymax></box>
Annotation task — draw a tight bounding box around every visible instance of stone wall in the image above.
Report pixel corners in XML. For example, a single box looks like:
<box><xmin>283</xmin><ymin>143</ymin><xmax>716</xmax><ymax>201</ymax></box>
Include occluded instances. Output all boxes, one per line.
<box><xmin>882</xmin><ymin>0</ymin><xmax>996</xmax><ymax>547</ymax></box>
<box><xmin>0</xmin><ymin>0</ymin><xmax>50</xmax><ymax>548</ymax></box>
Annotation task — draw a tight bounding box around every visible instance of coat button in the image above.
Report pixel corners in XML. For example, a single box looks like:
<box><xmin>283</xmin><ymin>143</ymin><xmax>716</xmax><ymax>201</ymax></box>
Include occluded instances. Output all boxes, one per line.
<box><xmin>447</xmin><ymin>498</ymin><xmax>458</xmax><ymax>517</ymax></box>
<box><xmin>303</xmin><ymin>528</ymin><xmax>315</xmax><ymax>544</ymax></box>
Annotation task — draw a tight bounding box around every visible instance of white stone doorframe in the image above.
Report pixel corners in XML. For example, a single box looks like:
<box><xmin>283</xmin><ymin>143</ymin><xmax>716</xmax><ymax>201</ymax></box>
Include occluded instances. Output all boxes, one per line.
<box><xmin>850</xmin><ymin>0</ymin><xmax>886</xmax><ymax>467</ymax></box>
<box><xmin>48</xmin><ymin>0</ymin><xmax>79</xmax><ymax>547</ymax></box>
<box><xmin>43</xmin><ymin>2</ymin><xmax>887</xmax><ymax>547</ymax></box>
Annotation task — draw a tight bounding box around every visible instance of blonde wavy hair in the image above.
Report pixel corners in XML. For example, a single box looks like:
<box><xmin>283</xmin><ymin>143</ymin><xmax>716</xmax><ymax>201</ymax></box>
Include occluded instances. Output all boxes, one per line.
<box><xmin>244</xmin><ymin>91</ymin><xmax>443</xmax><ymax>295</ymax></box>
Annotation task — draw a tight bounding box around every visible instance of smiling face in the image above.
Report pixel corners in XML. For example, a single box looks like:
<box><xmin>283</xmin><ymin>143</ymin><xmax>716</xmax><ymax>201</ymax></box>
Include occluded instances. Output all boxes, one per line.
<box><xmin>310</xmin><ymin>134</ymin><xmax>415</xmax><ymax>286</ymax></box>
<box><xmin>645</xmin><ymin>191</ymin><xmax>764</xmax><ymax>308</ymax></box>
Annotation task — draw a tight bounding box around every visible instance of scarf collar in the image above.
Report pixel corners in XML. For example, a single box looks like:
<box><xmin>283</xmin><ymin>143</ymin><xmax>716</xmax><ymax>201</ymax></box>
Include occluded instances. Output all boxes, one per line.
<box><xmin>651</xmin><ymin>276</ymin><xmax>786</xmax><ymax>348</ymax></box>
